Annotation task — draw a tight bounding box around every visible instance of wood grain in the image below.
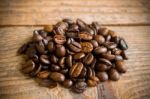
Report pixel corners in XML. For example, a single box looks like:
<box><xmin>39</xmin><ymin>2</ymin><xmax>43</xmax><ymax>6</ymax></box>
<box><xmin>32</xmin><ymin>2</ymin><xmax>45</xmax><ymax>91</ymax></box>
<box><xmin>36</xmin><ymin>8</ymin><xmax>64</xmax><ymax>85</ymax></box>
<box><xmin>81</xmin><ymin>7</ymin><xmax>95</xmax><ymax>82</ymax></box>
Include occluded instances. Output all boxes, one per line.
<box><xmin>0</xmin><ymin>26</ymin><xmax>150</xmax><ymax>99</ymax></box>
<box><xmin>0</xmin><ymin>0</ymin><xmax>150</xmax><ymax>25</ymax></box>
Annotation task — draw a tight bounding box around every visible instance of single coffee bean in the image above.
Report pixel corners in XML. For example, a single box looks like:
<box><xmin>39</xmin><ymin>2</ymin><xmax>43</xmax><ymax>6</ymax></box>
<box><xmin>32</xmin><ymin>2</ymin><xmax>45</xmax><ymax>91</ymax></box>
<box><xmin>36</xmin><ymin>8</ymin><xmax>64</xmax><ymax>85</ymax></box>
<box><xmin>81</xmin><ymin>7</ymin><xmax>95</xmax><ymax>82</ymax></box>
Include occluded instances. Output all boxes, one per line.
<box><xmin>96</xmin><ymin>63</ymin><xmax>109</xmax><ymax>72</ymax></box>
<box><xmin>49</xmin><ymin>72</ymin><xmax>65</xmax><ymax>82</ymax></box>
<box><xmin>72</xmin><ymin>81</ymin><xmax>87</xmax><ymax>93</ymax></box>
<box><xmin>47</xmin><ymin>41</ymin><xmax>55</xmax><ymax>52</ymax></box>
<box><xmin>54</xmin><ymin>27</ymin><xmax>65</xmax><ymax>35</ymax></box>
<box><xmin>94</xmin><ymin>46</ymin><xmax>107</xmax><ymax>54</ymax></box>
<box><xmin>79</xmin><ymin>32</ymin><xmax>93</xmax><ymax>40</ymax></box>
<box><xmin>49</xmin><ymin>54</ymin><xmax>58</xmax><ymax>64</ymax></box>
<box><xmin>33</xmin><ymin>31</ymin><xmax>43</xmax><ymax>42</ymax></box>
<box><xmin>76</xmin><ymin>18</ymin><xmax>87</xmax><ymax>30</ymax></box>
<box><xmin>22</xmin><ymin>60</ymin><xmax>35</xmax><ymax>73</ymax></box>
<box><xmin>50</xmin><ymin>64</ymin><xmax>61</xmax><ymax>72</ymax></box>
<box><xmin>39</xmin><ymin>30</ymin><xmax>48</xmax><ymax>38</ymax></box>
<box><xmin>93</xmin><ymin>35</ymin><xmax>105</xmax><ymax>44</ymax></box>
<box><xmin>90</xmin><ymin>40</ymin><xmax>99</xmax><ymax>48</ymax></box>
<box><xmin>96</xmin><ymin>72</ymin><xmax>108</xmax><ymax>82</ymax></box>
<box><xmin>121</xmin><ymin>51</ymin><xmax>128</xmax><ymax>60</ymax></box>
<box><xmin>87</xmin><ymin>67</ymin><xmax>95</xmax><ymax>78</ymax></box>
<box><xmin>83</xmin><ymin>53</ymin><xmax>94</xmax><ymax>65</ymax></box>
<box><xmin>90</xmin><ymin>58</ymin><xmax>97</xmax><ymax>68</ymax></box>
<box><xmin>99</xmin><ymin>58</ymin><xmax>112</xmax><ymax>66</ymax></box>
<box><xmin>44</xmin><ymin>25</ymin><xmax>53</xmax><ymax>33</ymax></box>
<box><xmin>65</xmin><ymin>55</ymin><xmax>72</xmax><ymax>67</ymax></box>
<box><xmin>115</xmin><ymin>55</ymin><xmax>123</xmax><ymax>61</ymax></box>
<box><xmin>55</xmin><ymin>22</ymin><xmax>68</xmax><ymax>33</ymax></box>
<box><xmin>119</xmin><ymin>39</ymin><xmax>128</xmax><ymax>50</ymax></box>
<box><xmin>79</xmin><ymin>67</ymin><xmax>87</xmax><ymax>78</ymax></box>
<box><xmin>87</xmin><ymin>76</ymin><xmax>99</xmax><ymax>87</ymax></box>
<box><xmin>58</xmin><ymin>57</ymin><xmax>66</xmax><ymax>68</ymax></box>
<box><xmin>109</xmin><ymin>68</ymin><xmax>120</xmax><ymax>81</ymax></box>
<box><xmin>36</xmin><ymin>41</ymin><xmax>45</xmax><ymax>54</ymax></box>
<box><xmin>18</xmin><ymin>43</ymin><xmax>28</xmax><ymax>54</ymax></box>
<box><xmin>53</xmin><ymin>35</ymin><xmax>66</xmax><ymax>44</ymax></box>
<box><xmin>69</xmin><ymin>62</ymin><xmax>84</xmax><ymax>77</ymax></box>
<box><xmin>68</xmin><ymin>24</ymin><xmax>79</xmax><ymax>32</ymax></box>
<box><xmin>108</xmin><ymin>30</ymin><xmax>117</xmax><ymax>37</ymax></box>
<box><xmin>80</xmin><ymin>42</ymin><xmax>93</xmax><ymax>53</ymax></box>
<box><xmin>62</xmin><ymin>79</ymin><xmax>73</xmax><ymax>88</ymax></box>
<box><xmin>37</xmin><ymin>71</ymin><xmax>50</xmax><ymax>79</ymax></box>
<box><xmin>30</xmin><ymin>64</ymin><xmax>42</xmax><ymax>76</ymax></box>
<box><xmin>63</xmin><ymin>18</ymin><xmax>74</xmax><ymax>25</ymax></box>
<box><xmin>66</xmin><ymin>32</ymin><xmax>78</xmax><ymax>38</ymax></box>
<box><xmin>92</xmin><ymin>22</ymin><xmax>101</xmax><ymax>32</ymax></box>
<box><xmin>115</xmin><ymin>61</ymin><xmax>127</xmax><ymax>73</ymax></box>
<box><xmin>104</xmin><ymin>42</ymin><xmax>117</xmax><ymax>49</ymax></box>
<box><xmin>73</xmin><ymin>52</ymin><xmax>85</xmax><ymax>60</ymax></box>
<box><xmin>68</xmin><ymin>41</ymin><xmax>81</xmax><ymax>52</ymax></box>
<box><xmin>40</xmin><ymin>55</ymin><xmax>50</xmax><ymax>65</ymax></box>
<box><xmin>26</xmin><ymin>46</ymin><xmax>37</xmax><ymax>58</ymax></box>
<box><xmin>55</xmin><ymin>45</ymin><xmax>66</xmax><ymax>57</ymax></box>
<box><xmin>98</xmin><ymin>28</ymin><xmax>109</xmax><ymax>36</ymax></box>
<box><xmin>101</xmin><ymin>53</ymin><xmax>115</xmax><ymax>60</ymax></box>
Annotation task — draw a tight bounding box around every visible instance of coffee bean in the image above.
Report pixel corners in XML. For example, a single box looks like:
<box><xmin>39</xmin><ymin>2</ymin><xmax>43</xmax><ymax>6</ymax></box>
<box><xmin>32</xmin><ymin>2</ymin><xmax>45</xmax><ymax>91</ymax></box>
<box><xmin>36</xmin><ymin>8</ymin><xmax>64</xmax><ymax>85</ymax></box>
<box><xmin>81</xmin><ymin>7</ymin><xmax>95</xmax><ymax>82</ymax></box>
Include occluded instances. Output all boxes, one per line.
<box><xmin>30</xmin><ymin>64</ymin><xmax>42</xmax><ymax>76</ymax></box>
<box><xmin>115</xmin><ymin>61</ymin><xmax>127</xmax><ymax>73</ymax></box>
<box><xmin>76</xmin><ymin>19</ymin><xmax>87</xmax><ymax>30</ymax></box>
<box><xmin>40</xmin><ymin>55</ymin><xmax>50</xmax><ymax>65</ymax></box>
<box><xmin>108</xmin><ymin>30</ymin><xmax>117</xmax><ymax>37</ymax></box>
<box><xmin>22</xmin><ymin>60</ymin><xmax>35</xmax><ymax>73</ymax></box>
<box><xmin>66</xmin><ymin>49</ymin><xmax>75</xmax><ymax>55</ymax></box>
<box><xmin>49</xmin><ymin>54</ymin><xmax>58</xmax><ymax>64</ymax></box>
<box><xmin>90</xmin><ymin>58</ymin><xmax>97</xmax><ymax>68</ymax></box>
<box><xmin>96</xmin><ymin>63</ymin><xmax>109</xmax><ymax>72</ymax></box>
<box><xmin>105</xmin><ymin>34</ymin><xmax>111</xmax><ymax>41</ymax></box>
<box><xmin>80</xmin><ymin>42</ymin><xmax>93</xmax><ymax>53</ymax></box>
<box><xmin>66</xmin><ymin>32</ymin><xmax>78</xmax><ymax>38</ymax></box>
<box><xmin>62</xmin><ymin>79</ymin><xmax>73</xmax><ymax>88</ymax></box>
<box><xmin>87</xmin><ymin>76</ymin><xmax>99</xmax><ymax>87</ymax></box>
<box><xmin>111</xmin><ymin>36</ymin><xmax>120</xmax><ymax>44</ymax></box>
<box><xmin>83</xmin><ymin>53</ymin><xmax>94</xmax><ymax>65</ymax></box>
<box><xmin>68</xmin><ymin>24</ymin><xmax>79</xmax><ymax>32</ymax></box>
<box><xmin>18</xmin><ymin>43</ymin><xmax>28</xmax><ymax>54</ymax></box>
<box><xmin>37</xmin><ymin>71</ymin><xmax>50</xmax><ymax>79</ymax></box>
<box><xmin>96</xmin><ymin>72</ymin><xmax>108</xmax><ymax>82</ymax></box>
<box><xmin>79</xmin><ymin>67</ymin><xmax>87</xmax><ymax>78</ymax></box>
<box><xmin>93</xmin><ymin>35</ymin><xmax>105</xmax><ymax>44</ymax></box>
<box><xmin>87</xmin><ymin>67</ymin><xmax>95</xmax><ymax>78</ymax></box>
<box><xmin>53</xmin><ymin>35</ymin><xmax>66</xmax><ymax>44</ymax></box>
<box><xmin>32</xmin><ymin>55</ymin><xmax>39</xmax><ymax>63</ymax></box>
<box><xmin>68</xmin><ymin>41</ymin><xmax>81</xmax><ymax>52</ymax></box>
<box><xmin>72</xmin><ymin>81</ymin><xmax>87</xmax><ymax>93</ymax></box>
<box><xmin>104</xmin><ymin>42</ymin><xmax>117</xmax><ymax>49</ymax></box>
<box><xmin>44</xmin><ymin>25</ymin><xmax>53</xmax><ymax>33</ymax></box>
<box><xmin>36</xmin><ymin>41</ymin><xmax>45</xmax><ymax>54</ymax></box>
<box><xmin>63</xmin><ymin>18</ymin><xmax>74</xmax><ymax>25</ymax></box>
<box><xmin>98</xmin><ymin>28</ymin><xmax>109</xmax><ymax>36</ymax></box>
<box><xmin>79</xmin><ymin>32</ymin><xmax>93</xmax><ymax>40</ymax></box>
<box><xmin>55</xmin><ymin>45</ymin><xmax>66</xmax><ymax>57</ymax></box>
<box><xmin>94</xmin><ymin>46</ymin><xmax>107</xmax><ymax>54</ymax></box>
<box><xmin>121</xmin><ymin>51</ymin><xmax>128</xmax><ymax>60</ymax></box>
<box><xmin>112</xmin><ymin>48</ymin><xmax>122</xmax><ymax>55</ymax></box>
<box><xmin>50</xmin><ymin>64</ymin><xmax>61</xmax><ymax>72</ymax></box>
<box><xmin>90</xmin><ymin>40</ymin><xmax>99</xmax><ymax>48</ymax></box>
<box><xmin>101</xmin><ymin>53</ymin><xmax>115</xmax><ymax>60</ymax></box>
<box><xmin>109</xmin><ymin>68</ymin><xmax>120</xmax><ymax>81</ymax></box>
<box><xmin>49</xmin><ymin>72</ymin><xmax>65</xmax><ymax>82</ymax></box>
<box><xmin>92</xmin><ymin>22</ymin><xmax>101</xmax><ymax>32</ymax></box>
<box><xmin>119</xmin><ymin>39</ymin><xmax>128</xmax><ymax>50</ymax></box>
<box><xmin>33</xmin><ymin>31</ymin><xmax>43</xmax><ymax>42</ymax></box>
<box><xmin>99</xmin><ymin>58</ymin><xmax>112</xmax><ymax>66</ymax></box>
<box><xmin>115</xmin><ymin>55</ymin><xmax>123</xmax><ymax>61</ymax></box>
<box><xmin>55</xmin><ymin>22</ymin><xmax>68</xmax><ymax>34</ymax></box>
<box><xmin>48</xmin><ymin>41</ymin><xmax>55</xmax><ymax>53</ymax></box>
<box><xmin>73</xmin><ymin>52</ymin><xmax>85</xmax><ymax>60</ymax></box>
<box><xmin>66</xmin><ymin>55</ymin><xmax>72</xmax><ymax>67</ymax></box>
<box><xmin>58</xmin><ymin>57</ymin><xmax>66</xmax><ymax>68</ymax></box>
<box><xmin>39</xmin><ymin>30</ymin><xmax>48</xmax><ymax>38</ymax></box>
<box><xmin>26</xmin><ymin>46</ymin><xmax>37</xmax><ymax>58</ymax></box>
<box><xmin>69</xmin><ymin>62</ymin><xmax>83</xmax><ymax>77</ymax></box>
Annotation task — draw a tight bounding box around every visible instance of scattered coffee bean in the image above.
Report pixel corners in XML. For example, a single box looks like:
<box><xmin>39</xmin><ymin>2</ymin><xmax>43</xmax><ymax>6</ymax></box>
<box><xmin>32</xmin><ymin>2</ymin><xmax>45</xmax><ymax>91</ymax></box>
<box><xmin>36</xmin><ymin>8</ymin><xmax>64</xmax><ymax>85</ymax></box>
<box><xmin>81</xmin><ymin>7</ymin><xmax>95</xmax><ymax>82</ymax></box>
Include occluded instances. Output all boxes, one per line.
<box><xmin>53</xmin><ymin>35</ymin><xmax>66</xmax><ymax>44</ymax></box>
<box><xmin>80</xmin><ymin>42</ymin><xmax>93</xmax><ymax>53</ymax></box>
<box><xmin>62</xmin><ymin>79</ymin><xmax>73</xmax><ymax>88</ymax></box>
<box><xmin>22</xmin><ymin>60</ymin><xmax>35</xmax><ymax>74</ymax></box>
<box><xmin>109</xmin><ymin>68</ymin><xmax>120</xmax><ymax>81</ymax></box>
<box><xmin>96</xmin><ymin>72</ymin><xmax>108</xmax><ymax>82</ymax></box>
<box><xmin>73</xmin><ymin>52</ymin><xmax>85</xmax><ymax>60</ymax></box>
<box><xmin>115</xmin><ymin>61</ymin><xmax>127</xmax><ymax>73</ymax></box>
<box><xmin>49</xmin><ymin>72</ymin><xmax>65</xmax><ymax>82</ymax></box>
<box><xmin>37</xmin><ymin>71</ymin><xmax>50</xmax><ymax>79</ymax></box>
<box><xmin>55</xmin><ymin>45</ymin><xmax>66</xmax><ymax>57</ymax></box>
<box><xmin>72</xmin><ymin>81</ymin><xmax>87</xmax><ymax>93</ymax></box>
<box><xmin>93</xmin><ymin>35</ymin><xmax>105</xmax><ymax>44</ymax></box>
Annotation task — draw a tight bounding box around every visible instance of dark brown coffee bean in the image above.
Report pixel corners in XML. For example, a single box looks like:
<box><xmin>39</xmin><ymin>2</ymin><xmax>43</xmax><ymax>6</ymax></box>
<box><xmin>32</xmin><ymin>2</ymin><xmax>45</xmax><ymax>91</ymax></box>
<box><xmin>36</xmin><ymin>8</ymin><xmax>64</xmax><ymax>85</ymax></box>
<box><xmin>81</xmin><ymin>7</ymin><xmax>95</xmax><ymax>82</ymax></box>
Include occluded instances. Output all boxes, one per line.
<box><xmin>115</xmin><ymin>55</ymin><xmax>123</xmax><ymax>61</ymax></box>
<box><xmin>83</xmin><ymin>53</ymin><xmax>94</xmax><ymax>65</ymax></box>
<box><xmin>99</xmin><ymin>58</ymin><xmax>112</xmax><ymax>66</ymax></box>
<box><xmin>92</xmin><ymin>22</ymin><xmax>101</xmax><ymax>32</ymax></box>
<box><xmin>49</xmin><ymin>72</ymin><xmax>65</xmax><ymax>82</ymax></box>
<box><xmin>115</xmin><ymin>61</ymin><xmax>127</xmax><ymax>73</ymax></box>
<box><xmin>53</xmin><ymin>35</ymin><xmax>66</xmax><ymax>44</ymax></box>
<box><xmin>33</xmin><ymin>31</ymin><xmax>43</xmax><ymax>42</ymax></box>
<box><xmin>39</xmin><ymin>30</ymin><xmax>48</xmax><ymax>38</ymax></box>
<box><xmin>44</xmin><ymin>25</ymin><xmax>53</xmax><ymax>33</ymax></box>
<box><xmin>66</xmin><ymin>32</ymin><xmax>78</xmax><ymax>38</ymax></box>
<box><xmin>79</xmin><ymin>67</ymin><xmax>87</xmax><ymax>78</ymax></box>
<box><xmin>22</xmin><ymin>60</ymin><xmax>35</xmax><ymax>73</ymax></box>
<box><xmin>121</xmin><ymin>51</ymin><xmax>128</xmax><ymax>60</ymax></box>
<box><xmin>104</xmin><ymin>42</ymin><xmax>117</xmax><ymax>49</ymax></box>
<box><xmin>96</xmin><ymin>72</ymin><xmax>108</xmax><ymax>82</ymax></box>
<box><xmin>60</xmin><ymin>68</ymin><xmax>69</xmax><ymax>74</ymax></box>
<box><xmin>87</xmin><ymin>76</ymin><xmax>99</xmax><ymax>87</ymax></box>
<box><xmin>66</xmin><ymin>55</ymin><xmax>72</xmax><ymax>67</ymax></box>
<box><xmin>76</xmin><ymin>19</ymin><xmax>87</xmax><ymax>30</ymax></box>
<box><xmin>80</xmin><ymin>42</ymin><xmax>93</xmax><ymax>53</ymax></box>
<box><xmin>40</xmin><ymin>55</ymin><xmax>50</xmax><ymax>65</ymax></box>
<box><xmin>68</xmin><ymin>24</ymin><xmax>79</xmax><ymax>32</ymax></box>
<box><xmin>93</xmin><ymin>35</ymin><xmax>105</xmax><ymax>44</ymax></box>
<box><xmin>73</xmin><ymin>52</ymin><xmax>85</xmax><ymax>60</ymax></box>
<box><xmin>58</xmin><ymin>57</ymin><xmax>66</xmax><ymax>68</ymax></box>
<box><xmin>94</xmin><ymin>46</ymin><xmax>107</xmax><ymax>54</ymax></box>
<box><xmin>108</xmin><ymin>30</ymin><xmax>117</xmax><ymax>37</ymax></box>
<box><xmin>98</xmin><ymin>28</ymin><xmax>109</xmax><ymax>36</ymax></box>
<box><xmin>112</xmin><ymin>48</ymin><xmax>122</xmax><ymax>55</ymax></box>
<box><xmin>69</xmin><ymin>62</ymin><xmax>84</xmax><ymax>77</ymax></box>
<box><xmin>32</xmin><ymin>55</ymin><xmax>39</xmax><ymax>63</ymax></box>
<box><xmin>109</xmin><ymin>68</ymin><xmax>120</xmax><ymax>81</ymax></box>
<box><xmin>49</xmin><ymin>54</ymin><xmax>58</xmax><ymax>64</ymax></box>
<box><xmin>55</xmin><ymin>45</ymin><xmax>66</xmax><ymax>57</ymax></box>
<box><xmin>96</xmin><ymin>63</ymin><xmax>109</xmax><ymax>72</ymax></box>
<box><xmin>119</xmin><ymin>39</ymin><xmax>128</xmax><ymax>50</ymax></box>
<box><xmin>62</xmin><ymin>79</ymin><xmax>73</xmax><ymax>88</ymax></box>
<box><xmin>54</xmin><ymin>27</ymin><xmax>65</xmax><ymax>35</ymax></box>
<box><xmin>101</xmin><ymin>53</ymin><xmax>115</xmax><ymax>60</ymax></box>
<box><xmin>66</xmin><ymin>49</ymin><xmax>75</xmax><ymax>55</ymax></box>
<box><xmin>72</xmin><ymin>81</ymin><xmax>87</xmax><ymax>93</ymax></box>
<box><xmin>55</xmin><ymin>22</ymin><xmax>68</xmax><ymax>34</ymax></box>
<box><xmin>79</xmin><ymin>32</ymin><xmax>93</xmax><ymax>40</ymax></box>
<box><xmin>68</xmin><ymin>41</ymin><xmax>81</xmax><ymax>52</ymax></box>
<box><xmin>37</xmin><ymin>71</ymin><xmax>50</xmax><ymax>79</ymax></box>
<box><xmin>90</xmin><ymin>58</ymin><xmax>97</xmax><ymax>68</ymax></box>
<box><xmin>36</xmin><ymin>41</ymin><xmax>45</xmax><ymax>54</ymax></box>
<box><xmin>90</xmin><ymin>40</ymin><xmax>99</xmax><ymax>48</ymax></box>
<box><xmin>26</xmin><ymin>46</ymin><xmax>37</xmax><ymax>58</ymax></box>
<box><xmin>30</xmin><ymin>64</ymin><xmax>42</xmax><ymax>76</ymax></box>
<box><xmin>87</xmin><ymin>67</ymin><xmax>95</xmax><ymax>78</ymax></box>
<box><xmin>63</xmin><ymin>18</ymin><xmax>74</xmax><ymax>25</ymax></box>
<box><xmin>50</xmin><ymin>64</ymin><xmax>61</xmax><ymax>72</ymax></box>
<box><xmin>111</xmin><ymin>36</ymin><xmax>120</xmax><ymax>44</ymax></box>
<box><xmin>48</xmin><ymin>41</ymin><xmax>55</xmax><ymax>53</ymax></box>
<box><xmin>18</xmin><ymin>43</ymin><xmax>28</xmax><ymax>54</ymax></box>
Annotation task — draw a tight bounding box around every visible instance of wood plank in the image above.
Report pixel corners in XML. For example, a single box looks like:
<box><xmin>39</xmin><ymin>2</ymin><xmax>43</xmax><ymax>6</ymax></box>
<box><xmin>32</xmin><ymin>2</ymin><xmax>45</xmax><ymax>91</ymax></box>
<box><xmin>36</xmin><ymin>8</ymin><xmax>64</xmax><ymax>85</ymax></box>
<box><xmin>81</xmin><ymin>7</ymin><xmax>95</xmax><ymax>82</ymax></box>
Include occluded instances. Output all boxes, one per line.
<box><xmin>0</xmin><ymin>26</ymin><xmax>150</xmax><ymax>99</ymax></box>
<box><xmin>0</xmin><ymin>0</ymin><xmax>149</xmax><ymax>25</ymax></box>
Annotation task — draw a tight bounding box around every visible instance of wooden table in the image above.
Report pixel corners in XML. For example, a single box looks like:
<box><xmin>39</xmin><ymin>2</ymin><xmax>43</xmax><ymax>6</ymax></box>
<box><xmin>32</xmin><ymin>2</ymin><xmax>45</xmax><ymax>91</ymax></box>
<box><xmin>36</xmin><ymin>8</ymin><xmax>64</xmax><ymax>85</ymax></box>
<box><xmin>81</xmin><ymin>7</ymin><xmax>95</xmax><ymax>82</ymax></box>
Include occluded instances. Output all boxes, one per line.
<box><xmin>0</xmin><ymin>0</ymin><xmax>150</xmax><ymax>99</ymax></box>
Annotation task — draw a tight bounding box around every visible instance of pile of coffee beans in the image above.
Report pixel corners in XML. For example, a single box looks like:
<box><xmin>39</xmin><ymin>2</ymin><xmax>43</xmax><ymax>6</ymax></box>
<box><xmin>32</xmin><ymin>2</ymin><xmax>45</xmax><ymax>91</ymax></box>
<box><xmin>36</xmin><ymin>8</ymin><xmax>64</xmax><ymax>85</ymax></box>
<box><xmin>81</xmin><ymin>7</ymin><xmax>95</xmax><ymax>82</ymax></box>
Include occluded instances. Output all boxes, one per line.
<box><xmin>18</xmin><ymin>19</ymin><xmax>128</xmax><ymax>93</ymax></box>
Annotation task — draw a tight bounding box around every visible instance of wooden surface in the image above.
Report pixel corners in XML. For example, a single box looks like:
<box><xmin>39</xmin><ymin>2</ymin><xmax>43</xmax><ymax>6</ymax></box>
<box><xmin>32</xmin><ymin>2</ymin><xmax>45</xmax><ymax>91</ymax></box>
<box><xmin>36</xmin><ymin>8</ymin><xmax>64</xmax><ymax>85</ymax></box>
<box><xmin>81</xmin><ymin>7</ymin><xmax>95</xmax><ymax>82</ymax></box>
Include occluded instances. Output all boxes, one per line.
<box><xmin>0</xmin><ymin>0</ymin><xmax>150</xmax><ymax>99</ymax></box>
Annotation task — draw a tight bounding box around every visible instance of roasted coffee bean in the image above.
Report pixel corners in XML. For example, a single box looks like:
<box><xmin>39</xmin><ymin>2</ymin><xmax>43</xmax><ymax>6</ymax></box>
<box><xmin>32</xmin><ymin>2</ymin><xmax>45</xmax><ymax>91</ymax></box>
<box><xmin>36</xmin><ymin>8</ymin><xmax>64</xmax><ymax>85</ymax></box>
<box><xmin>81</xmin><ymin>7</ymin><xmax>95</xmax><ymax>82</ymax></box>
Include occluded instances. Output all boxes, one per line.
<box><xmin>115</xmin><ymin>61</ymin><xmax>127</xmax><ymax>73</ymax></box>
<box><xmin>104</xmin><ymin>42</ymin><xmax>117</xmax><ymax>49</ymax></box>
<box><xmin>66</xmin><ymin>38</ymin><xmax>74</xmax><ymax>45</ymax></box>
<box><xmin>111</xmin><ymin>36</ymin><xmax>120</xmax><ymax>44</ymax></box>
<box><xmin>68</xmin><ymin>24</ymin><xmax>79</xmax><ymax>32</ymax></box>
<box><xmin>55</xmin><ymin>45</ymin><xmax>66</xmax><ymax>57</ymax></box>
<box><xmin>63</xmin><ymin>18</ymin><xmax>74</xmax><ymax>25</ymax></box>
<box><xmin>55</xmin><ymin>22</ymin><xmax>68</xmax><ymax>34</ymax></box>
<box><xmin>49</xmin><ymin>54</ymin><xmax>58</xmax><ymax>64</ymax></box>
<box><xmin>101</xmin><ymin>53</ymin><xmax>115</xmax><ymax>60</ymax></box>
<box><xmin>119</xmin><ymin>39</ymin><xmax>128</xmax><ymax>50</ymax></box>
<box><xmin>79</xmin><ymin>67</ymin><xmax>87</xmax><ymax>78</ymax></box>
<box><xmin>96</xmin><ymin>72</ymin><xmax>108</xmax><ymax>82</ymax></box>
<box><xmin>96</xmin><ymin>63</ymin><xmax>109</xmax><ymax>72</ymax></box>
<box><xmin>79</xmin><ymin>32</ymin><xmax>93</xmax><ymax>40</ymax></box>
<box><xmin>112</xmin><ymin>48</ymin><xmax>122</xmax><ymax>55</ymax></box>
<box><xmin>66</xmin><ymin>55</ymin><xmax>72</xmax><ymax>67</ymax></box>
<box><xmin>49</xmin><ymin>72</ymin><xmax>65</xmax><ymax>82</ymax></box>
<box><xmin>80</xmin><ymin>42</ymin><xmax>93</xmax><ymax>53</ymax></box>
<box><xmin>94</xmin><ymin>46</ymin><xmax>107</xmax><ymax>54</ymax></box>
<box><xmin>121</xmin><ymin>51</ymin><xmax>128</xmax><ymax>60</ymax></box>
<box><xmin>98</xmin><ymin>28</ymin><xmax>109</xmax><ymax>36</ymax></box>
<box><xmin>40</xmin><ymin>55</ymin><xmax>50</xmax><ymax>64</ymax></box>
<box><xmin>115</xmin><ymin>55</ymin><xmax>123</xmax><ymax>61</ymax></box>
<box><xmin>33</xmin><ymin>30</ymin><xmax>43</xmax><ymax>42</ymax></box>
<box><xmin>58</xmin><ymin>57</ymin><xmax>66</xmax><ymax>68</ymax></box>
<box><xmin>26</xmin><ymin>46</ymin><xmax>37</xmax><ymax>58</ymax></box>
<box><xmin>69</xmin><ymin>62</ymin><xmax>84</xmax><ymax>77</ymax></box>
<box><xmin>18</xmin><ymin>43</ymin><xmax>28</xmax><ymax>54</ymax></box>
<box><xmin>53</xmin><ymin>35</ymin><xmax>66</xmax><ymax>44</ymax></box>
<box><xmin>22</xmin><ymin>60</ymin><xmax>35</xmax><ymax>73</ymax></box>
<box><xmin>92</xmin><ymin>22</ymin><xmax>101</xmax><ymax>32</ymax></box>
<box><xmin>108</xmin><ymin>30</ymin><xmax>117</xmax><ymax>37</ymax></box>
<box><xmin>90</xmin><ymin>58</ymin><xmax>97</xmax><ymax>68</ymax></box>
<box><xmin>44</xmin><ymin>25</ymin><xmax>53</xmax><ymax>33</ymax></box>
<box><xmin>62</xmin><ymin>79</ymin><xmax>73</xmax><ymax>88</ymax></box>
<box><xmin>36</xmin><ymin>41</ymin><xmax>45</xmax><ymax>54</ymax></box>
<box><xmin>39</xmin><ymin>30</ymin><xmax>48</xmax><ymax>38</ymax></box>
<box><xmin>60</xmin><ymin>68</ymin><xmax>69</xmax><ymax>74</ymax></box>
<box><xmin>72</xmin><ymin>81</ymin><xmax>87</xmax><ymax>93</ymax></box>
<box><xmin>48</xmin><ymin>41</ymin><xmax>55</xmax><ymax>52</ymax></box>
<box><xmin>87</xmin><ymin>67</ymin><xmax>95</xmax><ymax>78</ymax></box>
<box><xmin>109</xmin><ymin>68</ymin><xmax>120</xmax><ymax>81</ymax></box>
<box><xmin>68</xmin><ymin>41</ymin><xmax>81</xmax><ymax>52</ymax></box>
<box><xmin>73</xmin><ymin>52</ymin><xmax>85</xmax><ymax>60</ymax></box>
<box><xmin>83</xmin><ymin>53</ymin><xmax>94</xmax><ymax>65</ymax></box>
<box><xmin>90</xmin><ymin>40</ymin><xmax>99</xmax><ymax>48</ymax></box>
<box><xmin>37</xmin><ymin>71</ymin><xmax>50</xmax><ymax>79</ymax></box>
<box><xmin>30</xmin><ymin>64</ymin><xmax>42</xmax><ymax>76</ymax></box>
<box><xmin>32</xmin><ymin>55</ymin><xmax>39</xmax><ymax>63</ymax></box>
<box><xmin>87</xmin><ymin>76</ymin><xmax>99</xmax><ymax>87</ymax></box>
<box><xmin>66</xmin><ymin>32</ymin><xmax>78</xmax><ymax>38</ymax></box>
<box><xmin>93</xmin><ymin>35</ymin><xmax>105</xmax><ymax>44</ymax></box>
<box><xmin>50</xmin><ymin>64</ymin><xmax>61</xmax><ymax>72</ymax></box>
<box><xmin>99</xmin><ymin>58</ymin><xmax>112</xmax><ymax>66</ymax></box>
<box><xmin>66</xmin><ymin>49</ymin><xmax>75</xmax><ymax>55</ymax></box>
<box><xmin>76</xmin><ymin>19</ymin><xmax>87</xmax><ymax>30</ymax></box>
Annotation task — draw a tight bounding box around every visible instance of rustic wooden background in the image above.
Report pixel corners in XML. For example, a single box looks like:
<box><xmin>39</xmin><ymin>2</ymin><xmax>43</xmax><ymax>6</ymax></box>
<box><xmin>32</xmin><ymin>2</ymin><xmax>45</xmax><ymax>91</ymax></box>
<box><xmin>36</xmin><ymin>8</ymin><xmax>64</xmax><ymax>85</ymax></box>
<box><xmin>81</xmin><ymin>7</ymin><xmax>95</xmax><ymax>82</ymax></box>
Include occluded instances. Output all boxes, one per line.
<box><xmin>0</xmin><ymin>0</ymin><xmax>150</xmax><ymax>99</ymax></box>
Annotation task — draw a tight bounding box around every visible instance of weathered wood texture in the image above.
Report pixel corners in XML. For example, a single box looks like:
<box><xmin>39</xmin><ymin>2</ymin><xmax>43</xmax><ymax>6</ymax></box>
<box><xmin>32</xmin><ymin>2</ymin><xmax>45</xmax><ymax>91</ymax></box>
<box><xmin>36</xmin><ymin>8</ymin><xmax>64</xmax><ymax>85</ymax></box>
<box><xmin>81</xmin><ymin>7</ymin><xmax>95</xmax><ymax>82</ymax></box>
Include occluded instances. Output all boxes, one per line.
<box><xmin>0</xmin><ymin>0</ymin><xmax>150</xmax><ymax>25</ymax></box>
<box><xmin>0</xmin><ymin>26</ymin><xmax>150</xmax><ymax>99</ymax></box>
